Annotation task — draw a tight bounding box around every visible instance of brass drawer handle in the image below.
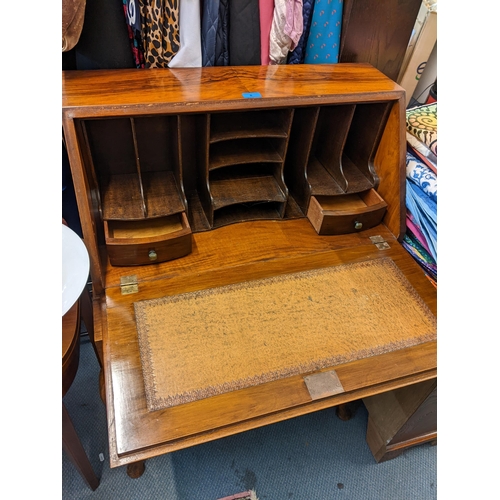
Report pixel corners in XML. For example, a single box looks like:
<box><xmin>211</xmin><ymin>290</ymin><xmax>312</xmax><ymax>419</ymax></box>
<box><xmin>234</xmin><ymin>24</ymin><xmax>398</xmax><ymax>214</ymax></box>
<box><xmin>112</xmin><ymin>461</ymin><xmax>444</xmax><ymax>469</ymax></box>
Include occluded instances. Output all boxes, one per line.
<box><xmin>354</xmin><ymin>221</ymin><xmax>363</xmax><ymax>230</ymax></box>
<box><xmin>148</xmin><ymin>250</ymin><xmax>158</xmax><ymax>261</ymax></box>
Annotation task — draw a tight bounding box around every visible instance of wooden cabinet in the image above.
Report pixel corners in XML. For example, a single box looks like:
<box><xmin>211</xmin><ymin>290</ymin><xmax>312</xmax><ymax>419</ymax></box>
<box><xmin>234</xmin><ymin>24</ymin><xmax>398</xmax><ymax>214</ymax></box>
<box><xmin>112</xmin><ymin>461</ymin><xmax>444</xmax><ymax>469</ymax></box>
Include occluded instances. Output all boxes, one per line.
<box><xmin>81</xmin><ymin>115</ymin><xmax>191</xmax><ymax>265</ymax></box>
<box><xmin>363</xmin><ymin>380</ymin><xmax>437</xmax><ymax>462</ymax></box>
<box><xmin>197</xmin><ymin>108</ymin><xmax>293</xmax><ymax>229</ymax></box>
<box><xmin>62</xmin><ymin>64</ymin><xmax>436</xmax><ymax>471</ymax></box>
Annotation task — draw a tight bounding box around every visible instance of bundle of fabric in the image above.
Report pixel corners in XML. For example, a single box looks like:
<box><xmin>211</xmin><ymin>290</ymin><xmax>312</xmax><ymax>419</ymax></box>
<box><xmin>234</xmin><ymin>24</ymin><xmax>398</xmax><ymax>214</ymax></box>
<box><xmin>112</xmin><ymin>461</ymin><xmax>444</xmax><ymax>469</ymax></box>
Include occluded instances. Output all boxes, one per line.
<box><xmin>120</xmin><ymin>0</ymin><xmax>343</xmax><ymax>68</ymax></box>
<box><xmin>404</xmin><ymin>102</ymin><xmax>438</xmax><ymax>287</ymax></box>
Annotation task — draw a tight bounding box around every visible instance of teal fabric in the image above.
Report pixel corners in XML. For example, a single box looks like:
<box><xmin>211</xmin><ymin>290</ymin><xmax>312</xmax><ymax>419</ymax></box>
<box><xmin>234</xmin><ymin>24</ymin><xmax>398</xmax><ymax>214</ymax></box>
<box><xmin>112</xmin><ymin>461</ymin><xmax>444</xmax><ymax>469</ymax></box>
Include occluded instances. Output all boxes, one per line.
<box><xmin>304</xmin><ymin>0</ymin><xmax>343</xmax><ymax>63</ymax></box>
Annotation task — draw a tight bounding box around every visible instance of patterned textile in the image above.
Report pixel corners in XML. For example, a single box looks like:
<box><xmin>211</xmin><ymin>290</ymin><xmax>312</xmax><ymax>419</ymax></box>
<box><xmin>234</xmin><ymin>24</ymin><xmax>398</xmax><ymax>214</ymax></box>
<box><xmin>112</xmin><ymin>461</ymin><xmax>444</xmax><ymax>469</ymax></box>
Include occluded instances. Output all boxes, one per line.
<box><xmin>270</xmin><ymin>0</ymin><xmax>304</xmax><ymax>64</ymax></box>
<box><xmin>406</xmin><ymin>180</ymin><xmax>437</xmax><ymax>262</ymax></box>
<box><xmin>406</xmin><ymin>102</ymin><xmax>437</xmax><ymax>156</ymax></box>
<box><xmin>122</xmin><ymin>0</ymin><xmax>145</xmax><ymax>68</ymax></box>
<box><xmin>201</xmin><ymin>0</ymin><xmax>219</xmax><ymax>66</ymax></box>
<box><xmin>402</xmin><ymin>232</ymin><xmax>437</xmax><ymax>282</ymax></box>
<box><xmin>215</xmin><ymin>0</ymin><xmax>229</xmax><ymax>66</ymax></box>
<box><xmin>406</xmin><ymin>151</ymin><xmax>437</xmax><ymax>204</ymax></box>
<box><xmin>288</xmin><ymin>0</ymin><xmax>314</xmax><ymax>64</ymax></box>
<box><xmin>304</xmin><ymin>0</ymin><xmax>343</xmax><ymax>63</ymax></box>
<box><xmin>139</xmin><ymin>0</ymin><xmax>180</xmax><ymax>68</ymax></box>
<box><xmin>407</xmin><ymin>141</ymin><xmax>437</xmax><ymax>175</ymax></box>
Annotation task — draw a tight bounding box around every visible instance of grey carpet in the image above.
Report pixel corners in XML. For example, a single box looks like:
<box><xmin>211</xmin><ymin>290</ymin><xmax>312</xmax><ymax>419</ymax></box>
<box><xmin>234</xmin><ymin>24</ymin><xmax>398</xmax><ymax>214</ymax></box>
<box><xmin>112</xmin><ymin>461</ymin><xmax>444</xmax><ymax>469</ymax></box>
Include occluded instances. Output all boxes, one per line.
<box><xmin>62</xmin><ymin>337</ymin><xmax>437</xmax><ymax>499</ymax></box>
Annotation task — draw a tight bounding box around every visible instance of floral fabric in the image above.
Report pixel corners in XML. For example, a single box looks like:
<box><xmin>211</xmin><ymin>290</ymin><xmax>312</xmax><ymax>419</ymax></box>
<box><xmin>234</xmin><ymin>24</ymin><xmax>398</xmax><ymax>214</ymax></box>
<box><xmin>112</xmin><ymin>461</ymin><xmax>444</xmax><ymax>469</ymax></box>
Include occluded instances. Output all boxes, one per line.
<box><xmin>406</xmin><ymin>151</ymin><xmax>437</xmax><ymax>204</ymax></box>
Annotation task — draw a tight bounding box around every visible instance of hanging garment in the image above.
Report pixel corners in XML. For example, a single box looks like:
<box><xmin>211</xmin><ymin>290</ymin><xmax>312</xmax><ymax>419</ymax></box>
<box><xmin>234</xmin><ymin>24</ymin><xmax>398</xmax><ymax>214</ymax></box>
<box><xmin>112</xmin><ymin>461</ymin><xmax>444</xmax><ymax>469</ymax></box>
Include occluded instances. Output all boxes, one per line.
<box><xmin>259</xmin><ymin>0</ymin><xmax>274</xmax><ymax>65</ymax></box>
<box><xmin>74</xmin><ymin>0</ymin><xmax>135</xmax><ymax>69</ymax></box>
<box><xmin>285</xmin><ymin>0</ymin><xmax>303</xmax><ymax>48</ymax></box>
<box><xmin>139</xmin><ymin>0</ymin><xmax>180</xmax><ymax>68</ymax></box>
<box><xmin>304</xmin><ymin>0</ymin><xmax>343</xmax><ymax>64</ymax></box>
<box><xmin>201</xmin><ymin>0</ymin><xmax>219</xmax><ymax>66</ymax></box>
<box><xmin>269</xmin><ymin>0</ymin><xmax>303</xmax><ymax>65</ymax></box>
<box><xmin>169</xmin><ymin>0</ymin><xmax>201</xmax><ymax>67</ymax></box>
<box><xmin>229</xmin><ymin>0</ymin><xmax>261</xmax><ymax>65</ymax></box>
<box><xmin>287</xmin><ymin>0</ymin><xmax>314</xmax><ymax>64</ymax></box>
<box><xmin>122</xmin><ymin>0</ymin><xmax>145</xmax><ymax>68</ymax></box>
<box><xmin>215</xmin><ymin>0</ymin><xmax>229</xmax><ymax>65</ymax></box>
<box><xmin>62</xmin><ymin>0</ymin><xmax>86</xmax><ymax>52</ymax></box>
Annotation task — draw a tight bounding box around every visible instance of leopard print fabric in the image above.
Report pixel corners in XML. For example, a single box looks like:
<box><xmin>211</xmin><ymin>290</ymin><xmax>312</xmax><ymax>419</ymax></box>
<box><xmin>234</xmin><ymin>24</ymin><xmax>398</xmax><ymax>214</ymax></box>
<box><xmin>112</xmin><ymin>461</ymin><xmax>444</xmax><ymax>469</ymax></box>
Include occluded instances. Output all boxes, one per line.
<box><xmin>140</xmin><ymin>0</ymin><xmax>180</xmax><ymax>67</ymax></box>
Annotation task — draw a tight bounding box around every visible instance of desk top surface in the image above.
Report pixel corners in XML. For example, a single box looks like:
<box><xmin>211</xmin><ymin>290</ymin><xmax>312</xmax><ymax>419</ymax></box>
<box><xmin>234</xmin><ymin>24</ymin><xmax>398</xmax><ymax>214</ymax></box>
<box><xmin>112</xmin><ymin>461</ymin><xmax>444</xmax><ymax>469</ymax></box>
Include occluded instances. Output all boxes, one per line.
<box><xmin>62</xmin><ymin>64</ymin><xmax>404</xmax><ymax>116</ymax></box>
<box><xmin>99</xmin><ymin>219</ymin><xmax>437</xmax><ymax>467</ymax></box>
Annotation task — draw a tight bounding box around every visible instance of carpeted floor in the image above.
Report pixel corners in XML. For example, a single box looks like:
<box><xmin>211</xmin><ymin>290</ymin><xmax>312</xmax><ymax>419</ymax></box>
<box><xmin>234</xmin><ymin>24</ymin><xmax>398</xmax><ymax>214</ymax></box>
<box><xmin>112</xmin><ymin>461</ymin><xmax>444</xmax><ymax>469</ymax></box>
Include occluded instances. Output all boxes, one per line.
<box><xmin>62</xmin><ymin>336</ymin><xmax>437</xmax><ymax>499</ymax></box>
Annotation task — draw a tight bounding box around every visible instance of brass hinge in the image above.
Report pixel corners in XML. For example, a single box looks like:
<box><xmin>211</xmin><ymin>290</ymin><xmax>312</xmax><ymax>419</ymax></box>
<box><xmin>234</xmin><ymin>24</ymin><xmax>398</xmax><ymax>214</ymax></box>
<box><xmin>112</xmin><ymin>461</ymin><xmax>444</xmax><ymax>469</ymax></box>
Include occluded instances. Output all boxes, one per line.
<box><xmin>304</xmin><ymin>369</ymin><xmax>345</xmax><ymax>400</ymax></box>
<box><xmin>120</xmin><ymin>275</ymin><xmax>139</xmax><ymax>295</ymax></box>
<box><xmin>369</xmin><ymin>235</ymin><xmax>390</xmax><ymax>250</ymax></box>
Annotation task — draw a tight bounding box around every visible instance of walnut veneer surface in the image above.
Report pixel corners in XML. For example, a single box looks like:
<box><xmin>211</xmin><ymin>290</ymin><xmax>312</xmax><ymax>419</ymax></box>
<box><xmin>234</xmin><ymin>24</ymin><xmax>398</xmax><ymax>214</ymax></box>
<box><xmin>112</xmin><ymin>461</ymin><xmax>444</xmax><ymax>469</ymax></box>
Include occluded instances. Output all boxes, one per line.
<box><xmin>62</xmin><ymin>64</ymin><xmax>437</xmax><ymax>468</ymax></box>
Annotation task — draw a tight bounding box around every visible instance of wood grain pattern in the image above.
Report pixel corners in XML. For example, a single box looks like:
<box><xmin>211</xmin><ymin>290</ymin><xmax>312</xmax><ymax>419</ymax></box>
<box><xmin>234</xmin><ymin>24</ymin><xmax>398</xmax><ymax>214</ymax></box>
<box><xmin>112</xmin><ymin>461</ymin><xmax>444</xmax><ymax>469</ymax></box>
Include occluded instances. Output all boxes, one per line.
<box><xmin>364</xmin><ymin>380</ymin><xmax>437</xmax><ymax>462</ymax></box>
<box><xmin>97</xmin><ymin>220</ymin><xmax>436</xmax><ymax>465</ymax></box>
<box><xmin>62</xmin><ymin>64</ymin><xmax>403</xmax><ymax>117</ymax></box>
<box><xmin>340</xmin><ymin>0</ymin><xmax>422</xmax><ymax>81</ymax></box>
<box><xmin>62</xmin><ymin>65</ymin><xmax>435</xmax><ymax>469</ymax></box>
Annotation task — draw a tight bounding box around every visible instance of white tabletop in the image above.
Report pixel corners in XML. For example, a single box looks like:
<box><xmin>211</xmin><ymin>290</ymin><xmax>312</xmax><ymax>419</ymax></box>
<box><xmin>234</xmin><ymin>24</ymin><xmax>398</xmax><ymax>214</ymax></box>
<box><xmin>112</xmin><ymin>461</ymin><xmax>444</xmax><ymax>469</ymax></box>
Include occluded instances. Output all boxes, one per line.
<box><xmin>62</xmin><ymin>224</ymin><xmax>90</xmax><ymax>316</ymax></box>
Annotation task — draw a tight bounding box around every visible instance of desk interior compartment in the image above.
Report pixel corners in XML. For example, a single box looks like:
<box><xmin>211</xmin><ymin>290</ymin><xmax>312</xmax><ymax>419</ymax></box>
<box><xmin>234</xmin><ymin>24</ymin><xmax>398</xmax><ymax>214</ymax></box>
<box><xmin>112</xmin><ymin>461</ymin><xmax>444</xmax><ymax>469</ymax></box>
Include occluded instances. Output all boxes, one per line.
<box><xmin>307</xmin><ymin>189</ymin><xmax>388</xmax><ymax>235</ymax></box>
<box><xmin>103</xmin><ymin>212</ymin><xmax>192</xmax><ymax>266</ymax></box>
<box><xmin>82</xmin><ymin>115</ymin><xmax>187</xmax><ymax>221</ymax></box>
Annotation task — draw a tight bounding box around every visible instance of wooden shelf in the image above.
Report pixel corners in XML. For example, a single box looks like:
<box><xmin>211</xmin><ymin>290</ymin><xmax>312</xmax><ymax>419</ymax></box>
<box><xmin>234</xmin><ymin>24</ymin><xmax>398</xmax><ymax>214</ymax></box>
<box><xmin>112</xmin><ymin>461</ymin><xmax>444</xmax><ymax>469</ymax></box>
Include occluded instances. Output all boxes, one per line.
<box><xmin>210</xmin><ymin>109</ymin><xmax>291</xmax><ymax>142</ymax></box>
<box><xmin>213</xmin><ymin>202</ymin><xmax>285</xmax><ymax>228</ymax></box>
<box><xmin>211</xmin><ymin>175</ymin><xmax>287</xmax><ymax>210</ymax></box>
<box><xmin>209</xmin><ymin>139</ymin><xmax>284</xmax><ymax>170</ymax></box>
<box><xmin>100</xmin><ymin>174</ymin><xmax>145</xmax><ymax>220</ymax></box>
<box><xmin>101</xmin><ymin>171</ymin><xmax>185</xmax><ymax>220</ymax></box>
<box><xmin>341</xmin><ymin>156</ymin><xmax>375</xmax><ymax>194</ymax></box>
<box><xmin>141</xmin><ymin>171</ymin><xmax>185</xmax><ymax>218</ymax></box>
<box><xmin>307</xmin><ymin>157</ymin><xmax>345</xmax><ymax>197</ymax></box>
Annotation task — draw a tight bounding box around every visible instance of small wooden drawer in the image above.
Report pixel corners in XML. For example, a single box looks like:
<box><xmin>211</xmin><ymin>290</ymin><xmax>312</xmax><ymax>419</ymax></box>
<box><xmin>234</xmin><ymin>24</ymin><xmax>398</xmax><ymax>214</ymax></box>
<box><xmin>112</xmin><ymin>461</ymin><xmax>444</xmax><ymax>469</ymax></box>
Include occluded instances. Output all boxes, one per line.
<box><xmin>307</xmin><ymin>189</ymin><xmax>387</xmax><ymax>235</ymax></box>
<box><xmin>104</xmin><ymin>212</ymin><xmax>192</xmax><ymax>266</ymax></box>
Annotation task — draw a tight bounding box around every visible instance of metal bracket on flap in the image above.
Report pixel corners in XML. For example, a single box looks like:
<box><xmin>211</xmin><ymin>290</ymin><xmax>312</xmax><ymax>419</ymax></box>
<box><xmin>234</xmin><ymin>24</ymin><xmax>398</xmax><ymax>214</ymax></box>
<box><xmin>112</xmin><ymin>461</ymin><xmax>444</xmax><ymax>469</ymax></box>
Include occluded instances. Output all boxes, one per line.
<box><xmin>120</xmin><ymin>275</ymin><xmax>139</xmax><ymax>295</ymax></box>
<box><xmin>369</xmin><ymin>235</ymin><xmax>390</xmax><ymax>250</ymax></box>
<box><xmin>304</xmin><ymin>370</ymin><xmax>345</xmax><ymax>400</ymax></box>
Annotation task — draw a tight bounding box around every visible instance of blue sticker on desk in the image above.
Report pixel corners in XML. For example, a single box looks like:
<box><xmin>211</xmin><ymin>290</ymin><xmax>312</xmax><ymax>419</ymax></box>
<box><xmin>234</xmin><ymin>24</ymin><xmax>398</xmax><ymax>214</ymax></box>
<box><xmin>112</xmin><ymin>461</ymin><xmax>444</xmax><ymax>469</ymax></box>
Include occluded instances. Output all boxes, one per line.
<box><xmin>242</xmin><ymin>92</ymin><xmax>262</xmax><ymax>98</ymax></box>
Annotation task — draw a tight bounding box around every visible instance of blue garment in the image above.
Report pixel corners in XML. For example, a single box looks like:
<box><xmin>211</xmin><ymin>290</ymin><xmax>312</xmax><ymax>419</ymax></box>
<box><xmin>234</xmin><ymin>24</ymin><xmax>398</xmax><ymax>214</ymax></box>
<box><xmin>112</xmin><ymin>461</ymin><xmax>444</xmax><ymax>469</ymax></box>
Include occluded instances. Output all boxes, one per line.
<box><xmin>304</xmin><ymin>0</ymin><xmax>343</xmax><ymax>64</ymax></box>
<box><xmin>201</xmin><ymin>0</ymin><xmax>219</xmax><ymax>66</ymax></box>
<box><xmin>288</xmin><ymin>0</ymin><xmax>314</xmax><ymax>64</ymax></box>
<box><xmin>406</xmin><ymin>180</ymin><xmax>437</xmax><ymax>262</ymax></box>
<box><xmin>215</xmin><ymin>0</ymin><xmax>229</xmax><ymax>66</ymax></box>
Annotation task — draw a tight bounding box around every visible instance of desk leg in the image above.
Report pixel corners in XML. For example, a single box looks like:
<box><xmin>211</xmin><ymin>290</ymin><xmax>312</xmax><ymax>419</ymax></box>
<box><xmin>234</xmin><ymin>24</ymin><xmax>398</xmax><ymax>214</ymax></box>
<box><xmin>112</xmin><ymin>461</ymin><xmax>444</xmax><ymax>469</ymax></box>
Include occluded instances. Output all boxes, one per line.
<box><xmin>80</xmin><ymin>285</ymin><xmax>103</xmax><ymax>368</ymax></box>
<box><xmin>62</xmin><ymin>403</ymin><xmax>100</xmax><ymax>490</ymax></box>
<box><xmin>127</xmin><ymin>460</ymin><xmax>146</xmax><ymax>478</ymax></box>
<box><xmin>336</xmin><ymin>401</ymin><xmax>361</xmax><ymax>421</ymax></box>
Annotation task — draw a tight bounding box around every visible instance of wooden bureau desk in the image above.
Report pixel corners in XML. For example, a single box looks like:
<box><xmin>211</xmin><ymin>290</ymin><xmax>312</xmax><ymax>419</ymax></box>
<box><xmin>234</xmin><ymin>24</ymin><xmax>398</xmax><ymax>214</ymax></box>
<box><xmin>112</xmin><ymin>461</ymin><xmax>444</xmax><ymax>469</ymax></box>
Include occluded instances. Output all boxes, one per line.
<box><xmin>62</xmin><ymin>64</ymin><xmax>437</xmax><ymax>474</ymax></box>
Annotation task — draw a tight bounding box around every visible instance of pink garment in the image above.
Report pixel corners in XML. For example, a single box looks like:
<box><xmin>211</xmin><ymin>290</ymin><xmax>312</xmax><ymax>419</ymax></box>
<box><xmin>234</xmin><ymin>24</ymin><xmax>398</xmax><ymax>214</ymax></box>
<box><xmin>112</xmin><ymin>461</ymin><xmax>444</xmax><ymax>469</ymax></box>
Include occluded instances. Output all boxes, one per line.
<box><xmin>269</xmin><ymin>0</ymin><xmax>303</xmax><ymax>64</ymax></box>
<box><xmin>406</xmin><ymin>214</ymin><xmax>432</xmax><ymax>256</ymax></box>
<box><xmin>284</xmin><ymin>0</ymin><xmax>303</xmax><ymax>50</ymax></box>
<box><xmin>260</xmin><ymin>0</ymin><xmax>274</xmax><ymax>65</ymax></box>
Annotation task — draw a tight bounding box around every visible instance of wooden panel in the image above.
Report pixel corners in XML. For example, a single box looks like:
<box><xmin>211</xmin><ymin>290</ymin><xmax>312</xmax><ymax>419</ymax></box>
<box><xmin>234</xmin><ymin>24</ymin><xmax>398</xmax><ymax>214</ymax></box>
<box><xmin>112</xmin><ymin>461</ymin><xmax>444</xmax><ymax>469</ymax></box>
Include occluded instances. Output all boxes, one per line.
<box><xmin>364</xmin><ymin>379</ymin><xmax>437</xmax><ymax>462</ymax></box>
<box><xmin>62</xmin><ymin>64</ymin><xmax>404</xmax><ymax>117</ymax></box>
<box><xmin>340</xmin><ymin>0</ymin><xmax>422</xmax><ymax>81</ymax></box>
<box><xmin>62</xmin><ymin>66</ymin><xmax>433</xmax><ymax>473</ymax></box>
<box><xmin>98</xmin><ymin>219</ymin><xmax>436</xmax><ymax>465</ymax></box>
